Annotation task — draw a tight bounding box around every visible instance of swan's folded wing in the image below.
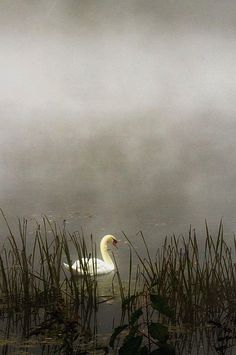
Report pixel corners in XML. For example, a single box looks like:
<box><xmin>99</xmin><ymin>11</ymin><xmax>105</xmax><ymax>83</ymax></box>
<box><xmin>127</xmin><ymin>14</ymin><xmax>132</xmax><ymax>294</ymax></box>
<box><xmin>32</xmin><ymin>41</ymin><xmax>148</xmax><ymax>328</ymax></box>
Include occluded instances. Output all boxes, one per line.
<box><xmin>94</xmin><ymin>259</ymin><xmax>114</xmax><ymax>274</ymax></box>
<box><xmin>64</xmin><ymin>258</ymin><xmax>114</xmax><ymax>275</ymax></box>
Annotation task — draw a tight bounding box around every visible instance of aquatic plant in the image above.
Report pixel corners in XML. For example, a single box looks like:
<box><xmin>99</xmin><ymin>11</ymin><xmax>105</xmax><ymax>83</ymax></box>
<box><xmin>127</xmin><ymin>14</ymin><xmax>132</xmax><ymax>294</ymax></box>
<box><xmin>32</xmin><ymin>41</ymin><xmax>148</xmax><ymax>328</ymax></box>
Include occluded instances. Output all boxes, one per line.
<box><xmin>110</xmin><ymin>286</ymin><xmax>176</xmax><ymax>354</ymax></box>
<box><xmin>110</xmin><ymin>222</ymin><xmax>236</xmax><ymax>354</ymax></box>
<box><xmin>0</xmin><ymin>210</ymin><xmax>100</xmax><ymax>309</ymax></box>
<box><xmin>122</xmin><ymin>221</ymin><xmax>236</xmax><ymax>327</ymax></box>
<box><xmin>0</xmin><ymin>210</ymin><xmax>236</xmax><ymax>353</ymax></box>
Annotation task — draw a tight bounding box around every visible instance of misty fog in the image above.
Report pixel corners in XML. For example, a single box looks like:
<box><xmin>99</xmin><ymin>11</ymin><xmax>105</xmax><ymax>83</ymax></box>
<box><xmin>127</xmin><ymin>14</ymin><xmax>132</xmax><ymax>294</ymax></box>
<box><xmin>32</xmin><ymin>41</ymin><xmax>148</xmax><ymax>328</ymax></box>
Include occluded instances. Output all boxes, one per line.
<box><xmin>1</xmin><ymin>0</ymin><xmax>236</xmax><ymax>241</ymax></box>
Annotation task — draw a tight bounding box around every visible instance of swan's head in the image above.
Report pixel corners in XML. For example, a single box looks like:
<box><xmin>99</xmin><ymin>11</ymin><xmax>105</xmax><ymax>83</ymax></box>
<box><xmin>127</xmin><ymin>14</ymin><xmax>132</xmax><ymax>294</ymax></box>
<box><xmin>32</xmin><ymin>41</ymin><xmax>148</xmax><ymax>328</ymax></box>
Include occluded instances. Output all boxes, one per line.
<box><xmin>112</xmin><ymin>236</ymin><xmax>118</xmax><ymax>248</ymax></box>
<box><xmin>102</xmin><ymin>234</ymin><xmax>118</xmax><ymax>249</ymax></box>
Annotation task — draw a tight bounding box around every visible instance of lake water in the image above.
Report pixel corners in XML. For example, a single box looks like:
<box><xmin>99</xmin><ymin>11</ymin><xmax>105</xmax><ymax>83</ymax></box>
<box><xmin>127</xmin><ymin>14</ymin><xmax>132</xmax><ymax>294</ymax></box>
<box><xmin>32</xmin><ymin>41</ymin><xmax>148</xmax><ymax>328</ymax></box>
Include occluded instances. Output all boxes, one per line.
<box><xmin>1</xmin><ymin>113</ymin><xmax>236</xmax><ymax>247</ymax></box>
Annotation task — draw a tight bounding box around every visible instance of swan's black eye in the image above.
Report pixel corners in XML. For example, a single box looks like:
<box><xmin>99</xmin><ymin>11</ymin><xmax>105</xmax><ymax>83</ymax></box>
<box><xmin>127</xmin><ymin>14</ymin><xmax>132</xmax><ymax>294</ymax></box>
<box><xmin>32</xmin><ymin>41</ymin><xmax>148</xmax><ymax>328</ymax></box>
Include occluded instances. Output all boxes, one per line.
<box><xmin>112</xmin><ymin>239</ymin><xmax>118</xmax><ymax>247</ymax></box>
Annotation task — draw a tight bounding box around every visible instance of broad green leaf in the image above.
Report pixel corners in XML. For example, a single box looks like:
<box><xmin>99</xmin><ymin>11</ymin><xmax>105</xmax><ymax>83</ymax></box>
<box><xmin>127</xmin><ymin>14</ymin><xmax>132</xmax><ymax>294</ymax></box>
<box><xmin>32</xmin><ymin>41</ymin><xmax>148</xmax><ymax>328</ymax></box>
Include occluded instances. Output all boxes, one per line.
<box><xmin>126</xmin><ymin>324</ymin><xmax>139</xmax><ymax>340</ymax></box>
<box><xmin>109</xmin><ymin>324</ymin><xmax>128</xmax><ymax>348</ymax></box>
<box><xmin>148</xmin><ymin>322</ymin><xmax>169</xmax><ymax>342</ymax></box>
<box><xmin>130</xmin><ymin>307</ymin><xmax>143</xmax><ymax>325</ymax></box>
<box><xmin>119</xmin><ymin>335</ymin><xmax>143</xmax><ymax>355</ymax></box>
<box><xmin>138</xmin><ymin>345</ymin><xmax>149</xmax><ymax>355</ymax></box>
<box><xmin>150</xmin><ymin>294</ymin><xmax>173</xmax><ymax>318</ymax></box>
<box><xmin>150</xmin><ymin>344</ymin><xmax>176</xmax><ymax>355</ymax></box>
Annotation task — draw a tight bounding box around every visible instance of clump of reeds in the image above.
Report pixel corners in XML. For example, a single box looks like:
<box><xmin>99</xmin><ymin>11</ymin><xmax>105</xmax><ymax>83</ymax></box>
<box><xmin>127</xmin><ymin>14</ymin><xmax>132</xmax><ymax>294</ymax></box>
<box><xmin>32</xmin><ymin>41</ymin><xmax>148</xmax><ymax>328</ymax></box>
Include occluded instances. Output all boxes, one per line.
<box><xmin>0</xmin><ymin>210</ymin><xmax>99</xmax><ymax>310</ymax></box>
<box><xmin>109</xmin><ymin>223</ymin><xmax>236</xmax><ymax>354</ymax></box>
<box><xmin>123</xmin><ymin>221</ymin><xmax>236</xmax><ymax>327</ymax></box>
<box><xmin>1</xmin><ymin>209</ymin><xmax>236</xmax><ymax>353</ymax></box>
<box><xmin>0</xmin><ymin>211</ymin><xmax>120</xmax><ymax>352</ymax></box>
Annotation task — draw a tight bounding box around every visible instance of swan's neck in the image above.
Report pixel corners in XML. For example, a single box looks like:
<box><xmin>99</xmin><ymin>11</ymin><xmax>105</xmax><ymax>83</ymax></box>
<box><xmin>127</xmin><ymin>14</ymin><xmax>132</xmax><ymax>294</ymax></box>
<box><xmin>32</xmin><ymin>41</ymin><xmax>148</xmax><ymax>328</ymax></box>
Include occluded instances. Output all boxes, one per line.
<box><xmin>100</xmin><ymin>237</ymin><xmax>114</xmax><ymax>266</ymax></box>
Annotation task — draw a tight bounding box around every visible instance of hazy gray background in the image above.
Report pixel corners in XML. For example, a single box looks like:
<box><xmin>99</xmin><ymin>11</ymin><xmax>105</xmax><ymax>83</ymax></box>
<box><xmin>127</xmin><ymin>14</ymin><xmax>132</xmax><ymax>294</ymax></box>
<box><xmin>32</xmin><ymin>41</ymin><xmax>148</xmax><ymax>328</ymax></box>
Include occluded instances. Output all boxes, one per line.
<box><xmin>0</xmin><ymin>0</ymin><xmax>236</xmax><ymax>240</ymax></box>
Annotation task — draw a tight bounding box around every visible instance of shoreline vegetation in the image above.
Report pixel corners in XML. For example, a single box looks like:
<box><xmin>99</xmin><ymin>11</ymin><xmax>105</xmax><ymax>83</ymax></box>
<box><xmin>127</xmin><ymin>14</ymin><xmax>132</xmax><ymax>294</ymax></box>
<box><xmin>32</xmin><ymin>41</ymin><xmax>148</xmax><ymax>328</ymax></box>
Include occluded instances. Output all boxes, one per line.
<box><xmin>0</xmin><ymin>209</ymin><xmax>235</xmax><ymax>354</ymax></box>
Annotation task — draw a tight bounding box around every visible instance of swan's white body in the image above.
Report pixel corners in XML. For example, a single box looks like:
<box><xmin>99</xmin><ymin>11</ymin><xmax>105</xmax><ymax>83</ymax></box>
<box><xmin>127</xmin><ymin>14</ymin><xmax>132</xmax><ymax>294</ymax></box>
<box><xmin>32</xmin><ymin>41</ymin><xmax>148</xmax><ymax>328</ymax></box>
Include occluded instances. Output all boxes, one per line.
<box><xmin>63</xmin><ymin>234</ymin><xmax>117</xmax><ymax>275</ymax></box>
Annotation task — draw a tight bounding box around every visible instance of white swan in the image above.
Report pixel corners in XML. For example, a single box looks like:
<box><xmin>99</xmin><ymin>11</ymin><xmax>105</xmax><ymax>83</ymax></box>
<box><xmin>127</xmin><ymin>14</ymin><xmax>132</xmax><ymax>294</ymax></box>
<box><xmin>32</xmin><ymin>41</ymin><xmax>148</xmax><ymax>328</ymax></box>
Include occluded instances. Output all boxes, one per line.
<box><xmin>63</xmin><ymin>234</ymin><xmax>118</xmax><ymax>275</ymax></box>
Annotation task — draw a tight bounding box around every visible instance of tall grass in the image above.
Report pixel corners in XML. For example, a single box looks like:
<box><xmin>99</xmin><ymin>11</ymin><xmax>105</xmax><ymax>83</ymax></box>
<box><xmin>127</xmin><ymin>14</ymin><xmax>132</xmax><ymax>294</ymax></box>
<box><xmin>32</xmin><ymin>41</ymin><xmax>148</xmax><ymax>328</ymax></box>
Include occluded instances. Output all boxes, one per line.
<box><xmin>0</xmin><ymin>210</ymin><xmax>99</xmax><ymax>310</ymax></box>
<box><xmin>1</xmin><ymin>211</ymin><xmax>236</xmax><ymax>353</ymax></box>
<box><xmin>123</xmin><ymin>221</ymin><xmax>236</xmax><ymax>327</ymax></box>
<box><xmin>1</xmin><ymin>212</ymin><xmax>234</xmax><ymax>325</ymax></box>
